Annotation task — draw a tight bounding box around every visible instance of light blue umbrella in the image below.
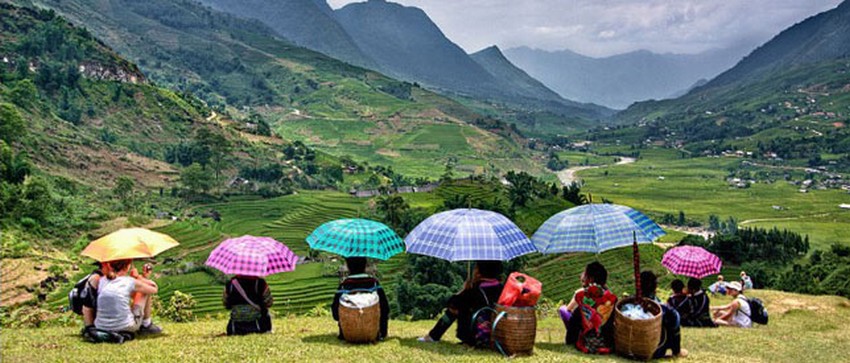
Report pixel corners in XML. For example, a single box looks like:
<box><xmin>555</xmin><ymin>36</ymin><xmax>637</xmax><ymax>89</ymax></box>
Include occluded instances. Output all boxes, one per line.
<box><xmin>404</xmin><ymin>208</ymin><xmax>535</xmax><ymax>261</ymax></box>
<box><xmin>306</xmin><ymin>218</ymin><xmax>404</xmax><ymax>260</ymax></box>
<box><xmin>531</xmin><ymin>203</ymin><xmax>665</xmax><ymax>254</ymax></box>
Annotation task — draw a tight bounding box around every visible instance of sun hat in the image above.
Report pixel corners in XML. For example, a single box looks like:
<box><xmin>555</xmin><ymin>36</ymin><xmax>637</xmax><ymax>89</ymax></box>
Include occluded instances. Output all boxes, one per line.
<box><xmin>727</xmin><ymin>281</ymin><xmax>743</xmax><ymax>291</ymax></box>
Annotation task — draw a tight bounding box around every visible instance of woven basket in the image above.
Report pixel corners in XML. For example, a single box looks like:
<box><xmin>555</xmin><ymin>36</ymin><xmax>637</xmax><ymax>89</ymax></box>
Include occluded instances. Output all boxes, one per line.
<box><xmin>614</xmin><ymin>297</ymin><xmax>662</xmax><ymax>361</ymax></box>
<box><xmin>492</xmin><ymin>304</ymin><xmax>537</xmax><ymax>356</ymax></box>
<box><xmin>339</xmin><ymin>302</ymin><xmax>380</xmax><ymax>344</ymax></box>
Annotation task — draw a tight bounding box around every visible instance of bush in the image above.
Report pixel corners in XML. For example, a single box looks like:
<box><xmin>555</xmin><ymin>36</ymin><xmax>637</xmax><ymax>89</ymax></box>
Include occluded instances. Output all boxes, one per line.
<box><xmin>3</xmin><ymin>305</ymin><xmax>53</xmax><ymax>328</ymax></box>
<box><xmin>0</xmin><ymin>230</ymin><xmax>31</xmax><ymax>258</ymax></box>
<box><xmin>305</xmin><ymin>303</ymin><xmax>331</xmax><ymax>318</ymax></box>
<box><xmin>159</xmin><ymin>290</ymin><xmax>197</xmax><ymax>322</ymax></box>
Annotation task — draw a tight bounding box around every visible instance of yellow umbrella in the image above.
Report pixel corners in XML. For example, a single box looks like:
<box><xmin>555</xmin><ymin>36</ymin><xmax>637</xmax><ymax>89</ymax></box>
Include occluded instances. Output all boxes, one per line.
<box><xmin>81</xmin><ymin>228</ymin><xmax>179</xmax><ymax>262</ymax></box>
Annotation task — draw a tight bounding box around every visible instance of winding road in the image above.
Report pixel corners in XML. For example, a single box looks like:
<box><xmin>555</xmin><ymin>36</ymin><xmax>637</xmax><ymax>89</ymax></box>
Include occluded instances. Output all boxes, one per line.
<box><xmin>555</xmin><ymin>156</ymin><xmax>636</xmax><ymax>185</ymax></box>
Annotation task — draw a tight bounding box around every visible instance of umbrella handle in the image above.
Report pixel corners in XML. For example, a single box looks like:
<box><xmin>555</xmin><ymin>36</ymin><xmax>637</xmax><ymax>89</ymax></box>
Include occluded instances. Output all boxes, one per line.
<box><xmin>633</xmin><ymin>230</ymin><xmax>641</xmax><ymax>300</ymax></box>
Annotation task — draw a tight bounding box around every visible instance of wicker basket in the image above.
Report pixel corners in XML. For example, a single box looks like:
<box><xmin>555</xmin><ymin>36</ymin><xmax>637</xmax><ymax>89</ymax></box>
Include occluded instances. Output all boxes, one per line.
<box><xmin>614</xmin><ymin>297</ymin><xmax>663</xmax><ymax>361</ymax></box>
<box><xmin>339</xmin><ymin>302</ymin><xmax>380</xmax><ymax>344</ymax></box>
<box><xmin>491</xmin><ymin>304</ymin><xmax>537</xmax><ymax>356</ymax></box>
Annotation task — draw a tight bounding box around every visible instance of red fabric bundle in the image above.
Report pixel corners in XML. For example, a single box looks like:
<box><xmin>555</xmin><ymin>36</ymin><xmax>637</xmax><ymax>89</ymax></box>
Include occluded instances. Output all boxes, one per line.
<box><xmin>497</xmin><ymin>272</ymin><xmax>542</xmax><ymax>307</ymax></box>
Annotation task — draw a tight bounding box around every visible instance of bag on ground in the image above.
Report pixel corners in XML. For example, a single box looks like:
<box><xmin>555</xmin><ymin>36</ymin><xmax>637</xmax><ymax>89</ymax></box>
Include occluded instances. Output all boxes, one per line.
<box><xmin>498</xmin><ymin>272</ymin><xmax>542</xmax><ymax>307</ymax></box>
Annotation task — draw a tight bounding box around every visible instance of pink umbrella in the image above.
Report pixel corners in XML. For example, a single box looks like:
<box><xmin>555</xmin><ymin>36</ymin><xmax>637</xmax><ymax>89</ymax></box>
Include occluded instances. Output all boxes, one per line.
<box><xmin>662</xmin><ymin>245</ymin><xmax>722</xmax><ymax>279</ymax></box>
<box><xmin>205</xmin><ymin>236</ymin><xmax>298</xmax><ymax>277</ymax></box>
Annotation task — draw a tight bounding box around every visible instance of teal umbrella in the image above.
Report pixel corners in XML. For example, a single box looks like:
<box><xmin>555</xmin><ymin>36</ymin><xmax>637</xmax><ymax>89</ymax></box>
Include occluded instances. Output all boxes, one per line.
<box><xmin>306</xmin><ymin>218</ymin><xmax>404</xmax><ymax>260</ymax></box>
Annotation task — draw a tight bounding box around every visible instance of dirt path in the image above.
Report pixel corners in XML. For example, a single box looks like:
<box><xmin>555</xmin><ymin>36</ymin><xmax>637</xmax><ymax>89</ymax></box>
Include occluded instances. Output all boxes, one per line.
<box><xmin>555</xmin><ymin>157</ymin><xmax>636</xmax><ymax>185</ymax></box>
<box><xmin>740</xmin><ymin>213</ymin><xmax>832</xmax><ymax>225</ymax></box>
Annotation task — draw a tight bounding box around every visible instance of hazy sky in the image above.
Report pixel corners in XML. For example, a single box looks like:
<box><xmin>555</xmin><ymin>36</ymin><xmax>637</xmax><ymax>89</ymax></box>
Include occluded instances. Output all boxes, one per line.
<box><xmin>327</xmin><ymin>0</ymin><xmax>843</xmax><ymax>57</ymax></box>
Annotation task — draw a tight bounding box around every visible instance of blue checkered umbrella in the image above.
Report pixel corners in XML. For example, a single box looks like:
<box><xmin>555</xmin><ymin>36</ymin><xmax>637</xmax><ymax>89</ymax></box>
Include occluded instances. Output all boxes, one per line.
<box><xmin>531</xmin><ymin>203</ymin><xmax>665</xmax><ymax>254</ymax></box>
<box><xmin>306</xmin><ymin>218</ymin><xmax>404</xmax><ymax>260</ymax></box>
<box><xmin>404</xmin><ymin>208</ymin><xmax>535</xmax><ymax>261</ymax></box>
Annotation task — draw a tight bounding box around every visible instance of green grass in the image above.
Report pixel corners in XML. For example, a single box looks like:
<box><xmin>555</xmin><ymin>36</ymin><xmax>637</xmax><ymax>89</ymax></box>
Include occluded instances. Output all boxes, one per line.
<box><xmin>574</xmin><ymin>150</ymin><xmax>850</xmax><ymax>249</ymax></box>
<box><xmin>4</xmin><ymin>290</ymin><xmax>849</xmax><ymax>362</ymax></box>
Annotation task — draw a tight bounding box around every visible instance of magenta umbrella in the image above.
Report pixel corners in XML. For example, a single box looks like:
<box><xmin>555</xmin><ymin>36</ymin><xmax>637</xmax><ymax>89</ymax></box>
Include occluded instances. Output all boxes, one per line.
<box><xmin>205</xmin><ymin>236</ymin><xmax>298</xmax><ymax>277</ymax></box>
<box><xmin>662</xmin><ymin>245</ymin><xmax>722</xmax><ymax>279</ymax></box>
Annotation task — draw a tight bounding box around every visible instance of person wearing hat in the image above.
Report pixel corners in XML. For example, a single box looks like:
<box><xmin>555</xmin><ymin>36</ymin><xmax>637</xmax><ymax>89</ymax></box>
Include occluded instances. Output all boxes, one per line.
<box><xmin>708</xmin><ymin>275</ymin><xmax>727</xmax><ymax>296</ymax></box>
<box><xmin>710</xmin><ymin>281</ymin><xmax>752</xmax><ymax>328</ymax></box>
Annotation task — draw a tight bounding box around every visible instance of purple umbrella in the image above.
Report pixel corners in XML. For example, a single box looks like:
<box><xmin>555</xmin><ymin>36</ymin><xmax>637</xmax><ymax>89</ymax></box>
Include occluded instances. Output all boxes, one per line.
<box><xmin>662</xmin><ymin>245</ymin><xmax>722</xmax><ymax>279</ymax></box>
<box><xmin>205</xmin><ymin>236</ymin><xmax>298</xmax><ymax>277</ymax></box>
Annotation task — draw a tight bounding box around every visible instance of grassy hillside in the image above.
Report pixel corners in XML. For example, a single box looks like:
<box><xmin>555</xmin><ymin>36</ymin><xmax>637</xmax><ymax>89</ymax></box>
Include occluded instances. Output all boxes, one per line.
<box><xmin>608</xmin><ymin>59</ymin><xmax>850</xmax><ymax>171</ymax></box>
<box><xmin>571</xmin><ymin>147</ymin><xmax>850</xmax><ymax>249</ymax></box>
<box><xmin>15</xmin><ymin>0</ymin><xmax>543</xmax><ymax>178</ymax></box>
<box><xmin>5</xmin><ymin>290</ymin><xmax>850</xmax><ymax>362</ymax></box>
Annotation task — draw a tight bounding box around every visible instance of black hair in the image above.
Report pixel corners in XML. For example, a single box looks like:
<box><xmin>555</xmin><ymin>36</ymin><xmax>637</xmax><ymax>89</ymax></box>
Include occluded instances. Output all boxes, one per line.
<box><xmin>106</xmin><ymin>259</ymin><xmax>132</xmax><ymax>280</ymax></box>
<box><xmin>671</xmin><ymin>279</ymin><xmax>685</xmax><ymax>294</ymax></box>
<box><xmin>640</xmin><ymin>270</ymin><xmax>658</xmax><ymax>297</ymax></box>
<box><xmin>585</xmin><ymin>261</ymin><xmax>608</xmax><ymax>286</ymax></box>
<box><xmin>476</xmin><ymin>261</ymin><xmax>503</xmax><ymax>279</ymax></box>
<box><xmin>346</xmin><ymin>257</ymin><xmax>367</xmax><ymax>274</ymax></box>
<box><xmin>687</xmin><ymin>277</ymin><xmax>703</xmax><ymax>292</ymax></box>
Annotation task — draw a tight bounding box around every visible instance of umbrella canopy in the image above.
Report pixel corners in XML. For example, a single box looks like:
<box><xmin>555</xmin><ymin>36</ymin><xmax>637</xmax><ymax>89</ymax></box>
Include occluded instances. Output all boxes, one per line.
<box><xmin>306</xmin><ymin>218</ymin><xmax>404</xmax><ymax>260</ymax></box>
<box><xmin>205</xmin><ymin>236</ymin><xmax>298</xmax><ymax>277</ymax></box>
<box><xmin>404</xmin><ymin>208</ymin><xmax>535</xmax><ymax>261</ymax></box>
<box><xmin>81</xmin><ymin>228</ymin><xmax>179</xmax><ymax>262</ymax></box>
<box><xmin>662</xmin><ymin>245</ymin><xmax>723</xmax><ymax>278</ymax></box>
<box><xmin>531</xmin><ymin>203</ymin><xmax>665</xmax><ymax>254</ymax></box>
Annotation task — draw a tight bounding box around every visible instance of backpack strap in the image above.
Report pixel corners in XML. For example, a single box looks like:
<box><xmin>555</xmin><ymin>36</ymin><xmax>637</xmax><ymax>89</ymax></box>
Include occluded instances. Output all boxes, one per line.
<box><xmin>232</xmin><ymin>279</ymin><xmax>261</xmax><ymax>311</ymax></box>
<box><xmin>735</xmin><ymin>296</ymin><xmax>751</xmax><ymax>318</ymax></box>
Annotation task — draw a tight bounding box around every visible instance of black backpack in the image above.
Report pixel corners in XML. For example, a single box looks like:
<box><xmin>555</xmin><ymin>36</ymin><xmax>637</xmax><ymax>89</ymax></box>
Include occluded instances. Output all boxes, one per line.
<box><xmin>68</xmin><ymin>270</ymin><xmax>103</xmax><ymax>315</ymax></box>
<box><xmin>743</xmin><ymin>297</ymin><xmax>769</xmax><ymax>325</ymax></box>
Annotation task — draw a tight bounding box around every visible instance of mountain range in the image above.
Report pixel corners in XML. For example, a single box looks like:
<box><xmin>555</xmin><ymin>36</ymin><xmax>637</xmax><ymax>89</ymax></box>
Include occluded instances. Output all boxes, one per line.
<box><xmin>504</xmin><ymin>46</ymin><xmax>748</xmax><ymax>110</ymax></box>
<box><xmin>612</xmin><ymin>0</ymin><xmax>850</xmax><ymax>160</ymax></box>
<box><xmin>194</xmin><ymin>0</ymin><xmax>612</xmax><ymax>121</ymax></box>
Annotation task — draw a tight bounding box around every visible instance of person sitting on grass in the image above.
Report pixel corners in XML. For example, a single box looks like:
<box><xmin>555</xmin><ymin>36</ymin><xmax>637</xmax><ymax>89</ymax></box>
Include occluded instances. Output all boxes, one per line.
<box><xmin>332</xmin><ymin>257</ymin><xmax>389</xmax><ymax>341</ymax></box>
<box><xmin>708</xmin><ymin>275</ymin><xmax>727</xmax><ymax>296</ymax></box>
<box><xmin>711</xmin><ymin>281</ymin><xmax>752</xmax><ymax>328</ymax></box>
<box><xmin>418</xmin><ymin>261</ymin><xmax>503</xmax><ymax>347</ymax></box>
<box><xmin>740</xmin><ymin>271</ymin><xmax>754</xmax><ymax>291</ymax></box>
<box><xmin>641</xmin><ymin>271</ymin><xmax>687</xmax><ymax>359</ymax></box>
<box><xmin>94</xmin><ymin>260</ymin><xmax>161</xmax><ymax>337</ymax></box>
<box><xmin>679</xmin><ymin>278</ymin><xmax>717</xmax><ymax>327</ymax></box>
<box><xmin>667</xmin><ymin>279</ymin><xmax>687</xmax><ymax>310</ymax></box>
<box><xmin>223</xmin><ymin>273</ymin><xmax>273</xmax><ymax>335</ymax></box>
<box><xmin>80</xmin><ymin>262</ymin><xmax>108</xmax><ymax>341</ymax></box>
<box><xmin>558</xmin><ymin>261</ymin><xmax>617</xmax><ymax>354</ymax></box>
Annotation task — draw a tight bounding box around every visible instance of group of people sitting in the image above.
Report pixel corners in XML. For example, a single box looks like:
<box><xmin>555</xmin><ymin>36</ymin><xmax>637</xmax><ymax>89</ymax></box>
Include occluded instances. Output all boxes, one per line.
<box><xmin>78</xmin><ymin>257</ymin><xmax>755</xmax><ymax>356</ymax></box>
<box><xmin>708</xmin><ymin>271</ymin><xmax>754</xmax><ymax>296</ymax></box>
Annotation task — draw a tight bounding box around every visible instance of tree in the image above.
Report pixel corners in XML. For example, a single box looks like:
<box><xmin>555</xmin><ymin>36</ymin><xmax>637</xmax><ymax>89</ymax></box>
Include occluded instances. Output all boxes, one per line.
<box><xmin>113</xmin><ymin>176</ymin><xmax>134</xmax><ymax>207</ymax></box>
<box><xmin>561</xmin><ymin>181</ymin><xmax>587</xmax><ymax>206</ymax></box>
<box><xmin>193</xmin><ymin>128</ymin><xmax>231</xmax><ymax>180</ymax></box>
<box><xmin>376</xmin><ymin>195</ymin><xmax>409</xmax><ymax>231</ymax></box>
<box><xmin>0</xmin><ymin>103</ymin><xmax>26</xmax><ymax>144</ymax></box>
<box><xmin>505</xmin><ymin>171</ymin><xmax>534</xmax><ymax>207</ymax></box>
<box><xmin>10</xmin><ymin>80</ymin><xmax>38</xmax><ymax>108</ymax></box>
<box><xmin>180</xmin><ymin>163</ymin><xmax>214</xmax><ymax>195</ymax></box>
<box><xmin>708</xmin><ymin>214</ymin><xmax>721</xmax><ymax>231</ymax></box>
<box><xmin>677</xmin><ymin>211</ymin><xmax>686</xmax><ymax>226</ymax></box>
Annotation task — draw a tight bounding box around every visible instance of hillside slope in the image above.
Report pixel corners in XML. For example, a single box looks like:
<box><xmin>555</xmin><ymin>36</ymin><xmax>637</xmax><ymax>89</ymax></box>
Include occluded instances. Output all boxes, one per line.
<box><xmin>609</xmin><ymin>1</ymin><xmax>850</xmax><ymax>166</ymax></box>
<box><xmin>703</xmin><ymin>0</ymin><xmax>850</xmax><ymax>90</ymax></box>
<box><xmin>14</xmin><ymin>0</ymin><xmax>536</xmax><ymax>178</ymax></box>
<box><xmin>3</xmin><ymin>290</ymin><xmax>849</xmax><ymax>362</ymax></box>
<box><xmin>195</xmin><ymin>0</ymin><xmax>375</xmax><ymax>69</ymax></box>
<box><xmin>0</xmin><ymin>4</ymin><xmax>234</xmax><ymax>187</ymax></box>
<box><xmin>333</xmin><ymin>0</ymin><xmax>611</xmax><ymax>121</ymax></box>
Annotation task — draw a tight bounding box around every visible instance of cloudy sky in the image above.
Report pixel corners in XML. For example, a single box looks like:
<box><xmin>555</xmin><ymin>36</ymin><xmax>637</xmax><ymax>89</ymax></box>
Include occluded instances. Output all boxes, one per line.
<box><xmin>327</xmin><ymin>0</ymin><xmax>843</xmax><ymax>57</ymax></box>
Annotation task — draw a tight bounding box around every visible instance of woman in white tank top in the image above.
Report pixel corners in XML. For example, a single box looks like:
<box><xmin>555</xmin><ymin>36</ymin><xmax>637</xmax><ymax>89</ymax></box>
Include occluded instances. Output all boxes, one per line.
<box><xmin>710</xmin><ymin>281</ymin><xmax>752</xmax><ymax>328</ymax></box>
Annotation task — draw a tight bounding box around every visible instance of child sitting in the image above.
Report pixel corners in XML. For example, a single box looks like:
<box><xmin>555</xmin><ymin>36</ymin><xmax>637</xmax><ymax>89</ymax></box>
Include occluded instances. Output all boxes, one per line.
<box><xmin>559</xmin><ymin>262</ymin><xmax>617</xmax><ymax>354</ymax></box>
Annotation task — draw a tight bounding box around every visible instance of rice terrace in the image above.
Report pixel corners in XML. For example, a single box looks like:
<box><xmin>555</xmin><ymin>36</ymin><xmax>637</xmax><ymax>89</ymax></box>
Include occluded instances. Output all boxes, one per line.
<box><xmin>2</xmin><ymin>1</ymin><xmax>850</xmax><ymax>362</ymax></box>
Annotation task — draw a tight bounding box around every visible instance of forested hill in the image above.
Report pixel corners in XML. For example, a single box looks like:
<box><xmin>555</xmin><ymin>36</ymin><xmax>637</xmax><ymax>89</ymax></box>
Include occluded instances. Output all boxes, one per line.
<box><xmin>606</xmin><ymin>1</ymin><xmax>850</xmax><ymax>168</ymax></box>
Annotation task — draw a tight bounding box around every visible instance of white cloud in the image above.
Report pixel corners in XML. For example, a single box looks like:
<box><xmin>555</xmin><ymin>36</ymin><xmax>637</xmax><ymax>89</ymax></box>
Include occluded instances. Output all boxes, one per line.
<box><xmin>327</xmin><ymin>0</ymin><xmax>843</xmax><ymax>57</ymax></box>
